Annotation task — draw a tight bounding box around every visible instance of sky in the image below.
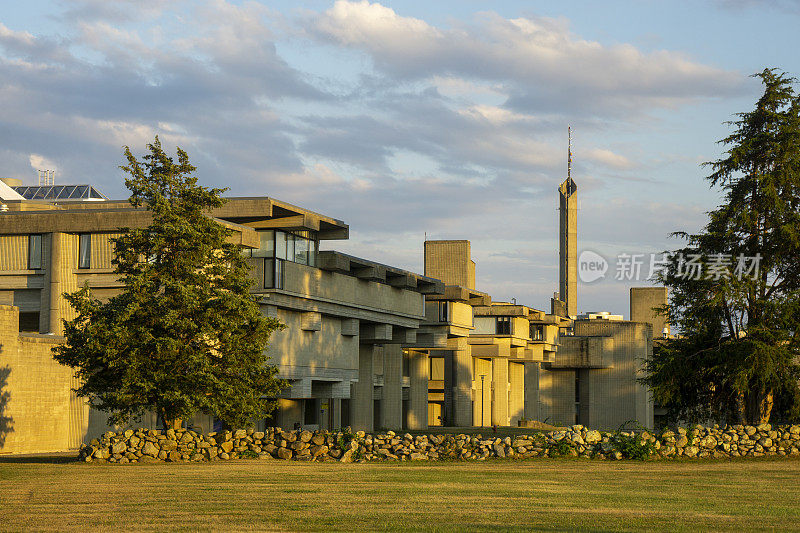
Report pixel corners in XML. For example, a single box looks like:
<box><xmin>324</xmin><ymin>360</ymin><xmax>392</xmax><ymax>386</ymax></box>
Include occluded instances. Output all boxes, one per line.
<box><xmin>2</xmin><ymin>0</ymin><xmax>799</xmax><ymax>317</ymax></box>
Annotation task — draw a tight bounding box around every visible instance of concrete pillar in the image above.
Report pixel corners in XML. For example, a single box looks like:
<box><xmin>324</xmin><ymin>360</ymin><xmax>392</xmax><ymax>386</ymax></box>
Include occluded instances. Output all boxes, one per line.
<box><xmin>351</xmin><ymin>344</ymin><xmax>375</xmax><ymax>432</ymax></box>
<box><xmin>48</xmin><ymin>232</ymin><xmax>62</xmax><ymax>335</ymax></box>
<box><xmin>382</xmin><ymin>344</ymin><xmax>402</xmax><ymax>430</ymax></box>
<box><xmin>445</xmin><ymin>338</ymin><xmax>472</xmax><ymax>427</ymax></box>
<box><xmin>508</xmin><ymin>362</ymin><xmax>525</xmax><ymax>425</ymax></box>
<box><xmin>406</xmin><ymin>350</ymin><xmax>428</xmax><ymax>430</ymax></box>
<box><xmin>523</xmin><ymin>362</ymin><xmax>540</xmax><ymax>421</ymax></box>
<box><xmin>559</xmin><ymin>177</ymin><xmax>578</xmax><ymax>317</ymax></box>
<box><xmin>331</xmin><ymin>398</ymin><xmax>342</xmax><ymax>430</ymax></box>
<box><xmin>492</xmin><ymin>358</ymin><xmax>509</xmax><ymax>426</ymax></box>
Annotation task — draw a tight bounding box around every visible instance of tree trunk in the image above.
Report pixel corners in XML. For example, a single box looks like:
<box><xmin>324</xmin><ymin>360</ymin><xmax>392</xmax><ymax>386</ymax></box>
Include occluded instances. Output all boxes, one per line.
<box><xmin>167</xmin><ymin>418</ymin><xmax>183</xmax><ymax>431</ymax></box>
<box><xmin>745</xmin><ymin>389</ymin><xmax>773</xmax><ymax>425</ymax></box>
<box><xmin>735</xmin><ymin>391</ymin><xmax>748</xmax><ymax>425</ymax></box>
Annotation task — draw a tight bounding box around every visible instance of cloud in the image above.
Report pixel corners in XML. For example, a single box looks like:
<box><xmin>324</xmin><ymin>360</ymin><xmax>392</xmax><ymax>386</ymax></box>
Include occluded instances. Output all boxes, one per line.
<box><xmin>29</xmin><ymin>154</ymin><xmax>59</xmax><ymax>173</ymax></box>
<box><xmin>309</xmin><ymin>1</ymin><xmax>745</xmax><ymax>116</ymax></box>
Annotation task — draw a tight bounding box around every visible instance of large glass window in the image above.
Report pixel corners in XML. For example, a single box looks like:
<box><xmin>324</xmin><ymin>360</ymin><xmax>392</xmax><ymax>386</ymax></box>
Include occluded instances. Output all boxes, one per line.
<box><xmin>252</xmin><ymin>230</ymin><xmax>274</xmax><ymax>258</ymax></box>
<box><xmin>28</xmin><ymin>234</ymin><xmax>42</xmax><ymax>270</ymax></box>
<box><xmin>275</xmin><ymin>231</ymin><xmax>287</xmax><ymax>260</ymax></box>
<box><xmin>256</xmin><ymin>230</ymin><xmax>318</xmax><ymax>269</ymax></box>
<box><xmin>78</xmin><ymin>234</ymin><xmax>91</xmax><ymax>269</ymax></box>
<box><xmin>294</xmin><ymin>236</ymin><xmax>310</xmax><ymax>265</ymax></box>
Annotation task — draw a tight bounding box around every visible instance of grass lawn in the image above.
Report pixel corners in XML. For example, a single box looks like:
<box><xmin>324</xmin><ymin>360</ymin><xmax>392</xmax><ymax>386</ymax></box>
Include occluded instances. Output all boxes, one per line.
<box><xmin>1</xmin><ymin>456</ymin><xmax>800</xmax><ymax>532</ymax></box>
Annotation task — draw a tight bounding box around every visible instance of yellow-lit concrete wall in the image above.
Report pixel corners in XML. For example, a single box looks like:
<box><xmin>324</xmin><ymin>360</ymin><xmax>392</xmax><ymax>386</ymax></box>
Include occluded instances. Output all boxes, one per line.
<box><xmin>508</xmin><ymin>361</ymin><xmax>524</xmax><ymax>425</ymax></box>
<box><xmin>512</xmin><ymin>317</ymin><xmax>528</xmax><ymax>338</ymax></box>
<box><xmin>424</xmin><ymin>240</ymin><xmax>474</xmax><ymax>289</ymax></box>
<box><xmin>0</xmin><ymin>305</ymin><xmax>88</xmax><ymax>455</ymax></box>
<box><xmin>0</xmin><ymin>235</ymin><xmax>29</xmax><ymax>270</ymax></box>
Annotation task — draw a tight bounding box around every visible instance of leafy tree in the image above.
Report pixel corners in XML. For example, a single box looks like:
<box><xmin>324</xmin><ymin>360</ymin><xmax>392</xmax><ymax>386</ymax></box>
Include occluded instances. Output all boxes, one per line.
<box><xmin>54</xmin><ymin>137</ymin><xmax>285</xmax><ymax>430</ymax></box>
<box><xmin>644</xmin><ymin>69</ymin><xmax>800</xmax><ymax>426</ymax></box>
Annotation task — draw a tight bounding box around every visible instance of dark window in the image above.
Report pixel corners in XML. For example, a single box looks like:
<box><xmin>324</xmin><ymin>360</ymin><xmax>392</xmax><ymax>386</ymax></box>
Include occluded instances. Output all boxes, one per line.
<box><xmin>438</xmin><ymin>301</ymin><xmax>449</xmax><ymax>322</ymax></box>
<box><xmin>264</xmin><ymin>258</ymin><xmax>285</xmax><ymax>289</ymax></box>
<box><xmin>78</xmin><ymin>234</ymin><xmax>91</xmax><ymax>269</ymax></box>
<box><xmin>530</xmin><ymin>324</ymin><xmax>543</xmax><ymax>341</ymax></box>
<box><xmin>304</xmin><ymin>399</ymin><xmax>318</xmax><ymax>425</ymax></box>
<box><xmin>19</xmin><ymin>312</ymin><xmax>39</xmax><ymax>332</ymax></box>
<box><xmin>496</xmin><ymin>316</ymin><xmax>511</xmax><ymax>335</ymax></box>
<box><xmin>28</xmin><ymin>234</ymin><xmax>42</xmax><ymax>270</ymax></box>
<box><xmin>373</xmin><ymin>399</ymin><xmax>382</xmax><ymax>430</ymax></box>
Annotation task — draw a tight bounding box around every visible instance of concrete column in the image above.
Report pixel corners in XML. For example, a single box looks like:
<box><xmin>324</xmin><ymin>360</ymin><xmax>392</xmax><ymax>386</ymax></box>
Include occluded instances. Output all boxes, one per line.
<box><xmin>48</xmin><ymin>232</ymin><xmax>62</xmax><ymax>335</ymax></box>
<box><xmin>447</xmin><ymin>338</ymin><xmax>472</xmax><ymax>427</ymax></box>
<box><xmin>331</xmin><ymin>398</ymin><xmax>342</xmax><ymax>430</ymax></box>
<box><xmin>351</xmin><ymin>344</ymin><xmax>375</xmax><ymax>432</ymax></box>
<box><xmin>492</xmin><ymin>358</ymin><xmax>509</xmax><ymax>426</ymax></box>
<box><xmin>523</xmin><ymin>362</ymin><xmax>540</xmax><ymax>421</ymax></box>
<box><xmin>406</xmin><ymin>350</ymin><xmax>428</xmax><ymax>430</ymax></box>
<box><xmin>382</xmin><ymin>344</ymin><xmax>402</xmax><ymax>430</ymax></box>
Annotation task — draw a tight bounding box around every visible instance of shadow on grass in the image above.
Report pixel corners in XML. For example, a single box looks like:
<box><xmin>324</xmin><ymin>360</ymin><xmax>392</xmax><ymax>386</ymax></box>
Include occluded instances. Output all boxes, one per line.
<box><xmin>0</xmin><ymin>452</ymin><xmax>79</xmax><ymax>464</ymax></box>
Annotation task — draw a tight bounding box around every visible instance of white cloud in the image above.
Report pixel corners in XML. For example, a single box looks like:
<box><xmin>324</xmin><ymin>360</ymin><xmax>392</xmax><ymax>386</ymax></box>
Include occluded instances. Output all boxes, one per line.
<box><xmin>310</xmin><ymin>1</ymin><xmax>744</xmax><ymax>115</ymax></box>
<box><xmin>29</xmin><ymin>154</ymin><xmax>59</xmax><ymax>173</ymax></box>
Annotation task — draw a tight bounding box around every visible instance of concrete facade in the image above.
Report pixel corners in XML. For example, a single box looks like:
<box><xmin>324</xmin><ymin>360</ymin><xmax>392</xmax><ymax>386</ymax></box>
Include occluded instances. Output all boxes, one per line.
<box><xmin>422</xmin><ymin>240</ymin><xmax>567</xmax><ymax>428</ymax></box>
<box><xmin>539</xmin><ymin>318</ymin><xmax>654</xmax><ymax>430</ymax></box>
<box><xmin>0</xmin><ymin>186</ymin><xmax>445</xmax><ymax>454</ymax></box>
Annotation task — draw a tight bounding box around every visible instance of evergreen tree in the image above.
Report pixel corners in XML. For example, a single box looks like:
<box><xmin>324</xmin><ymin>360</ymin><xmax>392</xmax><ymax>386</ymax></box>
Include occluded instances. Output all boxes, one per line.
<box><xmin>54</xmin><ymin>137</ymin><xmax>285</xmax><ymax>430</ymax></box>
<box><xmin>644</xmin><ymin>69</ymin><xmax>800</xmax><ymax>425</ymax></box>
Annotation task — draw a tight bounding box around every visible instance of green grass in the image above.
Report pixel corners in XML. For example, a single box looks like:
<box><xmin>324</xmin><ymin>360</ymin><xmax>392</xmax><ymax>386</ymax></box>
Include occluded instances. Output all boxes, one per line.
<box><xmin>2</xmin><ymin>456</ymin><xmax>800</xmax><ymax>531</ymax></box>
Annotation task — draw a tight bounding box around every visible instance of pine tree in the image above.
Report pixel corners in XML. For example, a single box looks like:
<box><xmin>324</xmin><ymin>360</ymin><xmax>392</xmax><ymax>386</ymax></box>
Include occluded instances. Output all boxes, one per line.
<box><xmin>54</xmin><ymin>137</ymin><xmax>285</xmax><ymax>430</ymax></box>
<box><xmin>644</xmin><ymin>69</ymin><xmax>800</xmax><ymax>425</ymax></box>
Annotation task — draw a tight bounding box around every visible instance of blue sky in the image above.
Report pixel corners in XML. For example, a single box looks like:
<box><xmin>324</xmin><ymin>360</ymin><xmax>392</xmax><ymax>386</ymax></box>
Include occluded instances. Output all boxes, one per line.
<box><xmin>2</xmin><ymin>0</ymin><xmax>799</xmax><ymax>316</ymax></box>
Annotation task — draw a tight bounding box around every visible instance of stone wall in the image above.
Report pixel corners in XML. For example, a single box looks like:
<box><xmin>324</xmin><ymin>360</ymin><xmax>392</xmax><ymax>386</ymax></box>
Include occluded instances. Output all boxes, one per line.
<box><xmin>79</xmin><ymin>423</ymin><xmax>800</xmax><ymax>463</ymax></box>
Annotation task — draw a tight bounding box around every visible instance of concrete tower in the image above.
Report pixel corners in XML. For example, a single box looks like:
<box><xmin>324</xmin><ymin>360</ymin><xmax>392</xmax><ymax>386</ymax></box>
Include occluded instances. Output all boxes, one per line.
<box><xmin>559</xmin><ymin>127</ymin><xmax>577</xmax><ymax>317</ymax></box>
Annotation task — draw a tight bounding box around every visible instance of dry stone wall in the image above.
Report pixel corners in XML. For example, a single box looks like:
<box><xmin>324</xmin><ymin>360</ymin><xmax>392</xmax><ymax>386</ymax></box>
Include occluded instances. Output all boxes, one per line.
<box><xmin>79</xmin><ymin>423</ymin><xmax>800</xmax><ymax>463</ymax></box>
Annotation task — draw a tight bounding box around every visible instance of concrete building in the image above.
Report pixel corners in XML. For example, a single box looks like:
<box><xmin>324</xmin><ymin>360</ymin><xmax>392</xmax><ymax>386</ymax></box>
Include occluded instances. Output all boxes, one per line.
<box><xmin>0</xmin><ymin>179</ymin><xmax>444</xmax><ymax>454</ymax></box>
<box><xmin>630</xmin><ymin>287</ymin><xmax>669</xmax><ymax>339</ymax></box>
<box><xmin>421</xmin><ymin>240</ymin><xmax>567</xmax><ymax>428</ymax></box>
<box><xmin>538</xmin><ymin>317</ymin><xmax>654</xmax><ymax>430</ymax></box>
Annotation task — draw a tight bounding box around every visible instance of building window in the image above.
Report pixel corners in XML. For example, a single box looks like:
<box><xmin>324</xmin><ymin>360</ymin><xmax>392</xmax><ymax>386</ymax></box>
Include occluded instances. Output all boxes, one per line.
<box><xmin>19</xmin><ymin>311</ymin><xmax>40</xmax><ymax>332</ymax></box>
<box><xmin>304</xmin><ymin>399</ymin><xmax>318</xmax><ymax>425</ymax></box>
<box><xmin>251</xmin><ymin>230</ymin><xmax>275</xmax><ymax>258</ymax></box>
<box><xmin>496</xmin><ymin>316</ymin><xmax>511</xmax><ymax>335</ymax></box>
<box><xmin>257</xmin><ymin>230</ymin><xmax>317</xmax><ymax>267</ymax></box>
<box><xmin>438</xmin><ymin>301</ymin><xmax>449</xmax><ymax>323</ymax></box>
<box><xmin>28</xmin><ymin>234</ymin><xmax>42</xmax><ymax>270</ymax></box>
<box><xmin>530</xmin><ymin>324</ymin><xmax>543</xmax><ymax>341</ymax></box>
<box><xmin>78</xmin><ymin>233</ymin><xmax>91</xmax><ymax>269</ymax></box>
<box><xmin>264</xmin><ymin>258</ymin><xmax>285</xmax><ymax>289</ymax></box>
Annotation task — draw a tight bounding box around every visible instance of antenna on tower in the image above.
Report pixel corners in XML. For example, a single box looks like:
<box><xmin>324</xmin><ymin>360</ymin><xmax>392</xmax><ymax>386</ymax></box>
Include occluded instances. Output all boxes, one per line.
<box><xmin>567</xmin><ymin>126</ymin><xmax>572</xmax><ymax>181</ymax></box>
<box><xmin>37</xmin><ymin>169</ymin><xmax>55</xmax><ymax>186</ymax></box>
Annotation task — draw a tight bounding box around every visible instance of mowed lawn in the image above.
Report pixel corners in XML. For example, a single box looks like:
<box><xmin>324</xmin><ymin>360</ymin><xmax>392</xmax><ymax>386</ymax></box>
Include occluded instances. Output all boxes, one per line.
<box><xmin>2</xmin><ymin>457</ymin><xmax>800</xmax><ymax>532</ymax></box>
